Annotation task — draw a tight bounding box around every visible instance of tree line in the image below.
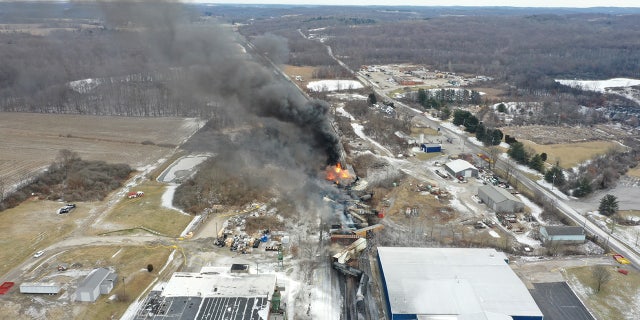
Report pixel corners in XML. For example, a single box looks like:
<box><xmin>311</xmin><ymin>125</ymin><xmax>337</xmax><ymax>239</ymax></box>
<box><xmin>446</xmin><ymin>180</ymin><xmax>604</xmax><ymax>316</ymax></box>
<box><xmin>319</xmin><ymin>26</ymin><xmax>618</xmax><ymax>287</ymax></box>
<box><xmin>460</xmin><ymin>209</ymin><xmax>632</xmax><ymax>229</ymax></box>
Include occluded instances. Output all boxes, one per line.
<box><xmin>0</xmin><ymin>150</ymin><xmax>132</xmax><ymax>211</ymax></box>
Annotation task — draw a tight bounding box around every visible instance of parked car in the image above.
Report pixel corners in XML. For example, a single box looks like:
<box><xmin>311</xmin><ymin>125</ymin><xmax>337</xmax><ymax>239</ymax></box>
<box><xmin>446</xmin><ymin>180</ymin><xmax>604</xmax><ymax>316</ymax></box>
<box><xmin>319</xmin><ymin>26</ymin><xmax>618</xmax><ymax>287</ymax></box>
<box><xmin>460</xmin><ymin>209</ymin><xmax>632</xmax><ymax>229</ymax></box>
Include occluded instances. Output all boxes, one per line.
<box><xmin>58</xmin><ymin>204</ymin><xmax>76</xmax><ymax>214</ymax></box>
<box><xmin>33</xmin><ymin>250</ymin><xmax>44</xmax><ymax>258</ymax></box>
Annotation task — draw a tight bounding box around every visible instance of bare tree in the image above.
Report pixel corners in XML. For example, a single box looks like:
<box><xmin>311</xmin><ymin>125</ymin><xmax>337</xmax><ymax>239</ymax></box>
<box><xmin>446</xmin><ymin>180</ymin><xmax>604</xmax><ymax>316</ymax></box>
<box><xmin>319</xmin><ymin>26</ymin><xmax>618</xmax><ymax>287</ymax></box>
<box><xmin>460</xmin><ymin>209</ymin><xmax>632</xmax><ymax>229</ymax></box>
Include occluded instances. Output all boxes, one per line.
<box><xmin>592</xmin><ymin>265</ymin><xmax>611</xmax><ymax>293</ymax></box>
<box><xmin>0</xmin><ymin>176</ymin><xmax>4</xmax><ymax>202</ymax></box>
<box><xmin>488</xmin><ymin>146</ymin><xmax>500</xmax><ymax>170</ymax></box>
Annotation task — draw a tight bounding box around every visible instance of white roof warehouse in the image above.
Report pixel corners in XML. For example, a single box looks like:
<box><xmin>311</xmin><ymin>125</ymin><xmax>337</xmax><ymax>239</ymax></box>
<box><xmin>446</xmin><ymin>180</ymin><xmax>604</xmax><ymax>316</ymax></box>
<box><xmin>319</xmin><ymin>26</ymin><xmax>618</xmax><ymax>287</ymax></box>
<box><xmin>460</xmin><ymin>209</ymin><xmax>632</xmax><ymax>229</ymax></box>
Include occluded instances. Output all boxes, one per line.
<box><xmin>377</xmin><ymin>247</ymin><xmax>543</xmax><ymax>320</ymax></box>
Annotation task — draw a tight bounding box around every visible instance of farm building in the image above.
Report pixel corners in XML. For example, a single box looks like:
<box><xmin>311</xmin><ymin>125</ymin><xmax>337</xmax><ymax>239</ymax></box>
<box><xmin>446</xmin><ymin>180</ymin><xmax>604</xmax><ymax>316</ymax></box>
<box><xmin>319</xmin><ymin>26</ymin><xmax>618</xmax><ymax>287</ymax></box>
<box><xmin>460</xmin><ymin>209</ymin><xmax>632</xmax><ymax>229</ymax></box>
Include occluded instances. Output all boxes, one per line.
<box><xmin>444</xmin><ymin>159</ymin><xmax>478</xmax><ymax>178</ymax></box>
<box><xmin>75</xmin><ymin>268</ymin><xmax>118</xmax><ymax>302</ymax></box>
<box><xmin>20</xmin><ymin>282</ymin><xmax>61</xmax><ymax>294</ymax></box>
<box><xmin>539</xmin><ymin>226</ymin><xmax>586</xmax><ymax>245</ymax></box>
<box><xmin>131</xmin><ymin>269</ymin><xmax>278</xmax><ymax>320</ymax></box>
<box><xmin>377</xmin><ymin>247</ymin><xmax>543</xmax><ymax>320</ymax></box>
<box><xmin>478</xmin><ymin>185</ymin><xmax>524</xmax><ymax>213</ymax></box>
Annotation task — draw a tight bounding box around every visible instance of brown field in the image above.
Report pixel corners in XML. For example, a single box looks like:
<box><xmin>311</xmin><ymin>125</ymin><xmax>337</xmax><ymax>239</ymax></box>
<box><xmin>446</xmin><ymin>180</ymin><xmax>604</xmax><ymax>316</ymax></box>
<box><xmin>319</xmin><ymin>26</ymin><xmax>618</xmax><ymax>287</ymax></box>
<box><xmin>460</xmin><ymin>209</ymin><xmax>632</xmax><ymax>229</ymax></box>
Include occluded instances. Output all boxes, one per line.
<box><xmin>99</xmin><ymin>181</ymin><xmax>193</xmax><ymax>236</ymax></box>
<box><xmin>469</xmin><ymin>87</ymin><xmax>505</xmax><ymax>100</ymax></box>
<box><xmin>627</xmin><ymin>166</ymin><xmax>640</xmax><ymax>178</ymax></box>
<box><xmin>282</xmin><ymin>65</ymin><xmax>317</xmax><ymax>89</ymax></box>
<box><xmin>520</xmin><ymin>139</ymin><xmax>621</xmax><ymax>168</ymax></box>
<box><xmin>564</xmin><ymin>265</ymin><xmax>640</xmax><ymax>320</ymax></box>
<box><xmin>0</xmin><ymin>23</ymin><xmax>102</xmax><ymax>36</ymax></box>
<box><xmin>500</xmin><ymin>125</ymin><xmax>625</xmax><ymax>145</ymax></box>
<box><xmin>0</xmin><ymin>112</ymin><xmax>201</xmax><ymax>194</ymax></box>
<box><xmin>0</xmin><ymin>199</ymin><xmax>95</xmax><ymax>277</ymax></box>
<box><xmin>410</xmin><ymin>127</ymin><xmax>440</xmax><ymax>136</ymax></box>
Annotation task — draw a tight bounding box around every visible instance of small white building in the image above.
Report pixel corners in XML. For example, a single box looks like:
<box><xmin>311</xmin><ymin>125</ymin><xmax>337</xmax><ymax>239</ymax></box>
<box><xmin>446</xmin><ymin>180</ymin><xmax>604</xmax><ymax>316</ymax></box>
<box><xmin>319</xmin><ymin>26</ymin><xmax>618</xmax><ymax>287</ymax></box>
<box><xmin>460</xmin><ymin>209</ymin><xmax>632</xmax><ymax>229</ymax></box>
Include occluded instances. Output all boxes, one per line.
<box><xmin>539</xmin><ymin>226</ymin><xmax>586</xmax><ymax>245</ymax></box>
<box><xmin>444</xmin><ymin>159</ymin><xmax>478</xmax><ymax>178</ymax></box>
<box><xmin>75</xmin><ymin>268</ymin><xmax>118</xmax><ymax>302</ymax></box>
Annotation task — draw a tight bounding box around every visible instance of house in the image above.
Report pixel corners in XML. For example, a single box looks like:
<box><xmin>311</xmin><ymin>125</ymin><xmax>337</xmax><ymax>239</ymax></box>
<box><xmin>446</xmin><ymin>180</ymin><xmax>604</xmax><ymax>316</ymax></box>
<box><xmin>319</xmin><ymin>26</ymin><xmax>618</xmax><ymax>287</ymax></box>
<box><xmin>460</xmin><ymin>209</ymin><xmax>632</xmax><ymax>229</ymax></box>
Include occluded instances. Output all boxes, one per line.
<box><xmin>75</xmin><ymin>268</ymin><xmax>118</xmax><ymax>302</ymax></box>
<box><xmin>478</xmin><ymin>185</ymin><xmax>524</xmax><ymax>213</ymax></box>
<box><xmin>377</xmin><ymin>247</ymin><xmax>543</xmax><ymax>320</ymax></box>
<box><xmin>444</xmin><ymin>159</ymin><xmax>478</xmax><ymax>178</ymax></box>
<box><xmin>539</xmin><ymin>226</ymin><xmax>586</xmax><ymax>245</ymax></box>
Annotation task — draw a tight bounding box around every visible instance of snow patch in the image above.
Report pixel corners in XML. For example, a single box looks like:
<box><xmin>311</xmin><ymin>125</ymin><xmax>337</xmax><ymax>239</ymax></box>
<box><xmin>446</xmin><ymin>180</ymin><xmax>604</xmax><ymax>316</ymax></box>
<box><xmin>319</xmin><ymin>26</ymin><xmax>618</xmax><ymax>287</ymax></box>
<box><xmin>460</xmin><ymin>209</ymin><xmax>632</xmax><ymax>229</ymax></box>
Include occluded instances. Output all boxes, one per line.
<box><xmin>556</xmin><ymin>78</ymin><xmax>640</xmax><ymax>93</ymax></box>
<box><xmin>68</xmin><ymin>78</ymin><xmax>102</xmax><ymax>93</ymax></box>
<box><xmin>157</xmin><ymin>154</ymin><xmax>210</xmax><ymax>183</ymax></box>
<box><xmin>327</xmin><ymin>93</ymin><xmax>368</xmax><ymax>101</ymax></box>
<box><xmin>306</xmin><ymin>80</ymin><xmax>363</xmax><ymax>92</ymax></box>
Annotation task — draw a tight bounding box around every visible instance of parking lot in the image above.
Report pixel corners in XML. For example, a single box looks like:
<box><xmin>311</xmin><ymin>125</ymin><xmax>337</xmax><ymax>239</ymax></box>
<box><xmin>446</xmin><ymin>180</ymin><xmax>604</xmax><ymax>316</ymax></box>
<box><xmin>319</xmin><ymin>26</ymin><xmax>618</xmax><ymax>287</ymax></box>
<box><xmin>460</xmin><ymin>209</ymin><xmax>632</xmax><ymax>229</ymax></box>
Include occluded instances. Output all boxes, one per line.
<box><xmin>529</xmin><ymin>282</ymin><xmax>595</xmax><ymax>320</ymax></box>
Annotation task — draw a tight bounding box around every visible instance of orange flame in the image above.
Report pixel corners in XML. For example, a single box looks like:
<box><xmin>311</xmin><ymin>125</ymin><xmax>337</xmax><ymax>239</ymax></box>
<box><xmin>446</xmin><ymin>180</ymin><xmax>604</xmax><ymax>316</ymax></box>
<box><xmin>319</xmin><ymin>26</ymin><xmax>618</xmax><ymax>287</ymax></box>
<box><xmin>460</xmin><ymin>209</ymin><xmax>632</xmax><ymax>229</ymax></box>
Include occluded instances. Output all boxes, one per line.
<box><xmin>326</xmin><ymin>163</ymin><xmax>351</xmax><ymax>184</ymax></box>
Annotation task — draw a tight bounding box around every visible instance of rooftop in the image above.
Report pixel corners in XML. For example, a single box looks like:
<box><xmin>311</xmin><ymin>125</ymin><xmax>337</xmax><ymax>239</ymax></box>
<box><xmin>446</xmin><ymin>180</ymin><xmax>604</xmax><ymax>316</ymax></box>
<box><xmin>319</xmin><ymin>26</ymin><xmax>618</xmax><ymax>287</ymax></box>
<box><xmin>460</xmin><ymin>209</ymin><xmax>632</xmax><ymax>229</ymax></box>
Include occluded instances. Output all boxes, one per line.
<box><xmin>377</xmin><ymin>247</ymin><xmax>542</xmax><ymax>318</ymax></box>
<box><xmin>478</xmin><ymin>185</ymin><xmax>522</xmax><ymax>204</ymax></box>
<box><xmin>163</xmin><ymin>272</ymin><xmax>276</xmax><ymax>298</ymax></box>
<box><xmin>78</xmin><ymin>268</ymin><xmax>114</xmax><ymax>290</ymax></box>
<box><xmin>542</xmin><ymin>226</ymin><xmax>585</xmax><ymax>236</ymax></box>
<box><xmin>445</xmin><ymin>159</ymin><xmax>476</xmax><ymax>173</ymax></box>
<box><xmin>132</xmin><ymin>272</ymin><xmax>277</xmax><ymax>320</ymax></box>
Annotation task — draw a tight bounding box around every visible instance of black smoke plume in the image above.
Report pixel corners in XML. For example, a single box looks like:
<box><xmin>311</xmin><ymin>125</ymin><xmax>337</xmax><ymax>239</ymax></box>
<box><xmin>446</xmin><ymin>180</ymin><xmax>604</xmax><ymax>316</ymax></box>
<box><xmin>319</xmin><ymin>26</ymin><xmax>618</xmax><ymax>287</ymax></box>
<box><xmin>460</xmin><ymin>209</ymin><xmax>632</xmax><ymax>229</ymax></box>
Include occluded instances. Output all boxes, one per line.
<box><xmin>94</xmin><ymin>1</ymin><xmax>342</xmax><ymax>167</ymax></box>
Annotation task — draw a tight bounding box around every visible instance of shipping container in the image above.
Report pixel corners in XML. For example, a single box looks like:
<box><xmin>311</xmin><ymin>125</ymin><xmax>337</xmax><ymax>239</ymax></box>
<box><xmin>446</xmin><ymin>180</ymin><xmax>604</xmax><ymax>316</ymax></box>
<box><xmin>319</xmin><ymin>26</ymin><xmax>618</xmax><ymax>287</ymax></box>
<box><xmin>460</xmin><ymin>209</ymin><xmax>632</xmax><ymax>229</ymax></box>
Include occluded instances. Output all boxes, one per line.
<box><xmin>19</xmin><ymin>282</ymin><xmax>61</xmax><ymax>294</ymax></box>
<box><xmin>420</xmin><ymin>143</ymin><xmax>442</xmax><ymax>153</ymax></box>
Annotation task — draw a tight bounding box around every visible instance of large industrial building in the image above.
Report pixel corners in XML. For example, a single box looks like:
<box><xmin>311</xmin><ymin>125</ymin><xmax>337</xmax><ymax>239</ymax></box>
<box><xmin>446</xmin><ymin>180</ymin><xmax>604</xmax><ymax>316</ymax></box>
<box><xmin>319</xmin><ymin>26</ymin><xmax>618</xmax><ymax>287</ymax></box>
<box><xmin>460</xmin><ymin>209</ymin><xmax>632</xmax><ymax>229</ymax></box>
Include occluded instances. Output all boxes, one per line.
<box><xmin>478</xmin><ymin>185</ymin><xmax>525</xmax><ymax>213</ymax></box>
<box><xmin>131</xmin><ymin>269</ymin><xmax>278</xmax><ymax>320</ymax></box>
<box><xmin>377</xmin><ymin>247</ymin><xmax>543</xmax><ymax>320</ymax></box>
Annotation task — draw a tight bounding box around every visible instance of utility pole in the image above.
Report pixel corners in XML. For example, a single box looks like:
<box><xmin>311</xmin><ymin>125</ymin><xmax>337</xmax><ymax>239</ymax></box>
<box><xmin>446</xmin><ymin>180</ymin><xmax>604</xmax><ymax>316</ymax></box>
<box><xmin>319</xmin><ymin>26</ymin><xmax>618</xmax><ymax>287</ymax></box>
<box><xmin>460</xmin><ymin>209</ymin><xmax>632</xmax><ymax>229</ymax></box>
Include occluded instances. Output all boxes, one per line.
<box><xmin>122</xmin><ymin>276</ymin><xmax>126</xmax><ymax>302</ymax></box>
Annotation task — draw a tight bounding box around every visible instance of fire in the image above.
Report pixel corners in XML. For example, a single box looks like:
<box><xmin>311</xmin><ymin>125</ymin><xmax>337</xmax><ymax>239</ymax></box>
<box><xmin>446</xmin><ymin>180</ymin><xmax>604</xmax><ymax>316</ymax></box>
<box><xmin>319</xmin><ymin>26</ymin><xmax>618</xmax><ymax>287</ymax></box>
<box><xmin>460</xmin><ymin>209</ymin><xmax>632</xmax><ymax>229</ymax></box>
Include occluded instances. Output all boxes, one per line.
<box><xmin>326</xmin><ymin>163</ymin><xmax>351</xmax><ymax>184</ymax></box>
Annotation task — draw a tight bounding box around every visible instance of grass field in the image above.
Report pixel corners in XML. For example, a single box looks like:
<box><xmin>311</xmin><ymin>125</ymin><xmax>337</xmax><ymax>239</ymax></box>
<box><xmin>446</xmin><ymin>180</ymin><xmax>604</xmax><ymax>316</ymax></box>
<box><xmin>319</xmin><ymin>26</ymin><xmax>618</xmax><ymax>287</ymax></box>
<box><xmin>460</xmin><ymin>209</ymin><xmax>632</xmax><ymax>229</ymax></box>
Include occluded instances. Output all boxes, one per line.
<box><xmin>0</xmin><ymin>112</ymin><xmax>201</xmax><ymax>195</ymax></box>
<box><xmin>564</xmin><ymin>265</ymin><xmax>640</xmax><ymax>320</ymax></box>
<box><xmin>521</xmin><ymin>139</ymin><xmax>621</xmax><ymax>168</ymax></box>
<box><xmin>99</xmin><ymin>181</ymin><xmax>192</xmax><ymax>237</ymax></box>
<box><xmin>0</xmin><ymin>246</ymin><xmax>174</xmax><ymax>320</ymax></box>
<box><xmin>67</xmin><ymin>246</ymin><xmax>173</xmax><ymax>320</ymax></box>
<box><xmin>282</xmin><ymin>65</ymin><xmax>317</xmax><ymax>90</ymax></box>
<box><xmin>627</xmin><ymin>166</ymin><xmax>640</xmax><ymax>178</ymax></box>
<box><xmin>0</xmin><ymin>199</ymin><xmax>91</xmax><ymax>277</ymax></box>
<box><xmin>411</xmin><ymin>127</ymin><xmax>440</xmax><ymax>136</ymax></box>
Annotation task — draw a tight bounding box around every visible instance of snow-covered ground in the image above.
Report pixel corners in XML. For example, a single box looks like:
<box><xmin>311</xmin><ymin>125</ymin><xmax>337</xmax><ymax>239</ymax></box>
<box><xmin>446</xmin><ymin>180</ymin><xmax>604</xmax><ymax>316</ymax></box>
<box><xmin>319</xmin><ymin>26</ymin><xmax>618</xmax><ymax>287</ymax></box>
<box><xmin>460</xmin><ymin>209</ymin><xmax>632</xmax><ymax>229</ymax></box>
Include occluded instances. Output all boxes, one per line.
<box><xmin>556</xmin><ymin>78</ymin><xmax>640</xmax><ymax>106</ymax></box>
<box><xmin>327</xmin><ymin>93</ymin><xmax>367</xmax><ymax>101</ymax></box>
<box><xmin>556</xmin><ymin>78</ymin><xmax>640</xmax><ymax>93</ymax></box>
<box><xmin>68</xmin><ymin>78</ymin><xmax>102</xmax><ymax>93</ymax></box>
<box><xmin>306</xmin><ymin>80</ymin><xmax>363</xmax><ymax>92</ymax></box>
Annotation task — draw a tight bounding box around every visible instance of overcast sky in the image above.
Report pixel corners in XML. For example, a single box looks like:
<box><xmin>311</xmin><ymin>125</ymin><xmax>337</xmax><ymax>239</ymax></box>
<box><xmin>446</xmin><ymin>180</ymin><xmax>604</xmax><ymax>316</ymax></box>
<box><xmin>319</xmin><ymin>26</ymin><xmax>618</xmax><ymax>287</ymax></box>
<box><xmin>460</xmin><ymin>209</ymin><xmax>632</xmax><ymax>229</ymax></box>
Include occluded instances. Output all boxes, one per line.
<box><xmin>199</xmin><ymin>0</ymin><xmax>640</xmax><ymax>7</ymax></box>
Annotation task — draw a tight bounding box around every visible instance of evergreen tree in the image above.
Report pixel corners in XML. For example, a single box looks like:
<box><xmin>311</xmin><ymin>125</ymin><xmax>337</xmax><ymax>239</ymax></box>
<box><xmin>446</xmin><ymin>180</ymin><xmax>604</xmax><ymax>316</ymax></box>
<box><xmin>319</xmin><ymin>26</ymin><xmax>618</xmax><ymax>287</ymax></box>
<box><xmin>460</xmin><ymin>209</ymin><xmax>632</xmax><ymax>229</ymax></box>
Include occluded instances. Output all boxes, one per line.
<box><xmin>573</xmin><ymin>177</ymin><xmax>593</xmax><ymax>197</ymax></box>
<box><xmin>368</xmin><ymin>93</ymin><xmax>377</xmax><ymax>105</ymax></box>
<box><xmin>452</xmin><ymin>109</ymin><xmax>471</xmax><ymax>125</ymax></box>
<box><xmin>528</xmin><ymin>154</ymin><xmax>545</xmax><ymax>173</ymax></box>
<box><xmin>507</xmin><ymin>142</ymin><xmax>529</xmax><ymax>164</ymax></box>
<box><xmin>475</xmin><ymin>122</ymin><xmax>486</xmax><ymax>142</ymax></box>
<box><xmin>598</xmin><ymin>194</ymin><xmax>618</xmax><ymax>216</ymax></box>
<box><xmin>439</xmin><ymin>107</ymin><xmax>451</xmax><ymax>120</ymax></box>
<box><xmin>491</xmin><ymin>129</ymin><xmax>503</xmax><ymax>145</ymax></box>
<box><xmin>417</xmin><ymin>88</ymin><xmax>427</xmax><ymax>107</ymax></box>
<box><xmin>544</xmin><ymin>165</ymin><xmax>566</xmax><ymax>187</ymax></box>
<box><xmin>464</xmin><ymin>115</ymin><xmax>479</xmax><ymax>133</ymax></box>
